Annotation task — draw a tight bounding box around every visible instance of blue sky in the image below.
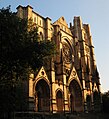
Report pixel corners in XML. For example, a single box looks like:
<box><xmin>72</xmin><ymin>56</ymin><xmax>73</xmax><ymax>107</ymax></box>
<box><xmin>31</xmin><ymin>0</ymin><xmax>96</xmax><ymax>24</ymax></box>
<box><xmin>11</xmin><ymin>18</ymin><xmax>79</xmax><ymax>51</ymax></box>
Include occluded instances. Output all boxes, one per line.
<box><xmin>0</xmin><ymin>0</ymin><xmax>109</xmax><ymax>92</ymax></box>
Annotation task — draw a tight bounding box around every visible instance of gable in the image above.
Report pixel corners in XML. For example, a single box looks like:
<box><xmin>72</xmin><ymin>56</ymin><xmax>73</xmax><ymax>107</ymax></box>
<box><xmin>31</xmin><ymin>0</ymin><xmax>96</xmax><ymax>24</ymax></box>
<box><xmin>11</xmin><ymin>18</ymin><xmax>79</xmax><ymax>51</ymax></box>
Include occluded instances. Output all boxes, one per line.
<box><xmin>35</xmin><ymin>66</ymin><xmax>49</xmax><ymax>81</ymax></box>
<box><xmin>68</xmin><ymin>66</ymin><xmax>82</xmax><ymax>89</ymax></box>
<box><xmin>53</xmin><ymin>16</ymin><xmax>72</xmax><ymax>35</ymax></box>
<box><xmin>53</xmin><ymin>16</ymin><xmax>68</xmax><ymax>27</ymax></box>
<box><xmin>69</xmin><ymin>67</ymin><xmax>78</xmax><ymax>81</ymax></box>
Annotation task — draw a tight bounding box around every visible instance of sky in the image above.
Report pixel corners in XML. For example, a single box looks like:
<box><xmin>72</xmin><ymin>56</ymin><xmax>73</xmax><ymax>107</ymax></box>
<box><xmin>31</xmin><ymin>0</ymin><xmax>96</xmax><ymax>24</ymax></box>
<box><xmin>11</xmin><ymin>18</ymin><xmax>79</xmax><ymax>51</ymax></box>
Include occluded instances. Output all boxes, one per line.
<box><xmin>0</xmin><ymin>0</ymin><xmax>109</xmax><ymax>92</ymax></box>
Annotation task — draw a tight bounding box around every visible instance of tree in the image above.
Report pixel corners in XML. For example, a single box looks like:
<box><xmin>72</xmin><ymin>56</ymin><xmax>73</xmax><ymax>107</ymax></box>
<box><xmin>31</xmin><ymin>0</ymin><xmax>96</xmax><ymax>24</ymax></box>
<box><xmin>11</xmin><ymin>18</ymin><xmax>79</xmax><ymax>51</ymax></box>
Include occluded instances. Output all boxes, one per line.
<box><xmin>0</xmin><ymin>6</ymin><xmax>56</xmax><ymax>118</ymax></box>
<box><xmin>102</xmin><ymin>91</ymin><xmax>109</xmax><ymax>113</ymax></box>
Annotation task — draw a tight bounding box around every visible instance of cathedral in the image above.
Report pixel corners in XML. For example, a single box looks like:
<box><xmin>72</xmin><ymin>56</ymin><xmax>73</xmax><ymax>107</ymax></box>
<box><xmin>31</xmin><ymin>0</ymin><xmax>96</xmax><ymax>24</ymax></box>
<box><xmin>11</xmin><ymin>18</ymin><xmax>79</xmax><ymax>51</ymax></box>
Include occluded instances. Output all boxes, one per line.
<box><xmin>16</xmin><ymin>5</ymin><xmax>102</xmax><ymax>113</ymax></box>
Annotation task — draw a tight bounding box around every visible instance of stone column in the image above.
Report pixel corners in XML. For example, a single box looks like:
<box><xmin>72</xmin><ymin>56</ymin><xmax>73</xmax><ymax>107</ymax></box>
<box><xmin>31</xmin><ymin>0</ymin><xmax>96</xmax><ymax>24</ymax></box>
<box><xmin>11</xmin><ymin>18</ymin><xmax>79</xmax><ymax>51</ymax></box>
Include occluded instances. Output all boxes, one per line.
<box><xmin>29</xmin><ymin>73</ymin><xmax>35</xmax><ymax>111</ymax></box>
<box><xmin>50</xmin><ymin>59</ymin><xmax>57</xmax><ymax>113</ymax></box>
<box><xmin>62</xmin><ymin>65</ymin><xmax>69</xmax><ymax>113</ymax></box>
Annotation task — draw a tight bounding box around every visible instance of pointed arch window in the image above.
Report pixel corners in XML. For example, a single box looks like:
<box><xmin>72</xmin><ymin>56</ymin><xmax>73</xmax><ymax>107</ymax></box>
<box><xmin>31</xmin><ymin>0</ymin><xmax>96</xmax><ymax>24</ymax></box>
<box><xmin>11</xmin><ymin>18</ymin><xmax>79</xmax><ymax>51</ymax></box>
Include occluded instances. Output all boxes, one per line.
<box><xmin>39</xmin><ymin>32</ymin><xmax>43</xmax><ymax>41</ymax></box>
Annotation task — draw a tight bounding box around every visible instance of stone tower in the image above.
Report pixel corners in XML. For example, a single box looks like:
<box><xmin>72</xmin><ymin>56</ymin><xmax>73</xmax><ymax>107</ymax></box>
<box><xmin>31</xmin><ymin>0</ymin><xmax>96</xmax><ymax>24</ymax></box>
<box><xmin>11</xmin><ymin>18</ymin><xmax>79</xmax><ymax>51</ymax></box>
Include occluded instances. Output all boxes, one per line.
<box><xmin>16</xmin><ymin>5</ymin><xmax>102</xmax><ymax>113</ymax></box>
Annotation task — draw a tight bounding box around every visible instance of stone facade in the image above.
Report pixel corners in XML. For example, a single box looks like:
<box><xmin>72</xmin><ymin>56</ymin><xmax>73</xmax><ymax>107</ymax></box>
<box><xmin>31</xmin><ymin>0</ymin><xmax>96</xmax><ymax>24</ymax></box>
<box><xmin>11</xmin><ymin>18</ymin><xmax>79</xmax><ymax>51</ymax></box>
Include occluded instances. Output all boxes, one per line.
<box><xmin>16</xmin><ymin>5</ymin><xmax>102</xmax><ymax>113</ymax></box>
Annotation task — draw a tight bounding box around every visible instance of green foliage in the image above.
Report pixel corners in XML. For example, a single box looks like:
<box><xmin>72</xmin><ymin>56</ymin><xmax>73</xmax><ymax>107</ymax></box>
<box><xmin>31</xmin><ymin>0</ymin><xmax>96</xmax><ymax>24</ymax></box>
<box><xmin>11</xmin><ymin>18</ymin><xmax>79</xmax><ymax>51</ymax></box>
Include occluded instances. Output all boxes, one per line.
<box><xmin>0</xmin><ymin>6</ymin><xmax>56</xmax><ymax>79</ymax></box>
<box><xmin>0</xmin><ymin>6</ymin><xmax>28</xmax><ymax>81</ymax></box>
<box><xmin>0</xmin><ymin>6</ymin><xmax>56</xmax><ymax>116</ymax></box>
<box><xmin>102</xmin><ymin>91</ymin><xmax>109</xmax><ymax>113</ymax></box>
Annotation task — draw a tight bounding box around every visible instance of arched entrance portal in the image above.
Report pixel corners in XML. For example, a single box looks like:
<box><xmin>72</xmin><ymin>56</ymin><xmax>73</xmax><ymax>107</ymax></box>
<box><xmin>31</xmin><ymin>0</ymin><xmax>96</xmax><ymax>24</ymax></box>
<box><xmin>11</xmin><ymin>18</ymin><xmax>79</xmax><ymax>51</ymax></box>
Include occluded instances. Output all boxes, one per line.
<box><xmin>56</xmin><ymin>90</ymin><xmax>63</xmax><ymax>112</ymax></box>
<box><xmin>35</xmin><ymin>79</ymin><xmax>50</xmax><ymax>112</ymax></box>
<box><xmin>69</xmin><ymin>80</ymin><xmax>82</xmax><ymax>112</ymax></box>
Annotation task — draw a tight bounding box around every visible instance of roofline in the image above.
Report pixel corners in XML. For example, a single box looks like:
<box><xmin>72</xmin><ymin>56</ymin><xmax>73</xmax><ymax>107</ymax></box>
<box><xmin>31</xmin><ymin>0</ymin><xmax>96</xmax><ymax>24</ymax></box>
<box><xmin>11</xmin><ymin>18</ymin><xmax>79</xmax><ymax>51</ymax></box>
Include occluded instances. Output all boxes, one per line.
<box><xmin>16</xmin><ymin>5</ymin><xmax>33</xmax><ymax>10</ymax></box>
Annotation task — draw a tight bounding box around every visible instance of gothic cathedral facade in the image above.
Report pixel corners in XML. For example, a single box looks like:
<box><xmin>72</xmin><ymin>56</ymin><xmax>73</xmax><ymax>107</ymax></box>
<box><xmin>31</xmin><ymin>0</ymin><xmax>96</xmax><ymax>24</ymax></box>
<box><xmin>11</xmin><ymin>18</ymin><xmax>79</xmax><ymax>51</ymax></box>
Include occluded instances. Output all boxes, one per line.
<box><xmin>17</xmin><ymin>5</ymin><xmax>102</xmax><ymax>113</ymax></box>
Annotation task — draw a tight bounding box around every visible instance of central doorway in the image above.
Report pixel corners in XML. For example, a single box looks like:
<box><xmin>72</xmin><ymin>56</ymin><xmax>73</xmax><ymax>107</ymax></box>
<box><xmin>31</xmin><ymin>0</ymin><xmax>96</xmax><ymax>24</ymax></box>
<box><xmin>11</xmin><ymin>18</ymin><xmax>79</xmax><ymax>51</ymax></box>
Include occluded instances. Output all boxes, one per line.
<box><xmin>56</xmin><ymin>90</ymin><xmax>63</xmax><ymax>112</ymax></box>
